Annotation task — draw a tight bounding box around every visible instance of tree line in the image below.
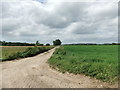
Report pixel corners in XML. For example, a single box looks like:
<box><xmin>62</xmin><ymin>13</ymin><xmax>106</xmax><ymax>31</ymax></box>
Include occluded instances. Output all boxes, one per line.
<box><xmin>0</xmin><ymin>41</ymin><xmax>35</xmax><ymax>46</ymax></box>
<box><xmin>1</xmin><ymin>40</ymin><xmax>119</xmax><ymax>46</ymax></box>
<box><xmin>0</xmin><ymin>39</ymin><xmax>62</xmax><ymax>46</ymax></box>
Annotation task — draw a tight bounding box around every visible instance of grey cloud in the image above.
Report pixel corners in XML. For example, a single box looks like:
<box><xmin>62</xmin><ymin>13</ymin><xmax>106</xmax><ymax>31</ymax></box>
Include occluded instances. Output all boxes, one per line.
<box><xmin>33</xmin><ymin>2</ymin><xmax>88</xmax><ymax>29</ymax></box>
<box><xmin>41</xmin><ymin>14</ymin><xmax>70</xmax><ymax>28</ymax></box>
<box><xmin>1</xmin><ymin>0</ymin><xmax>118</xmax><ymax>44</ymax></box>
<box><xmin>70</xmin><ymin>22</ymin><xmax>98</xmax><ymax>34</ymax></box>
<box><xmin>56</xmin><ymin>3</ymin><xmax>88</xmax><ymax>21</ymax></box>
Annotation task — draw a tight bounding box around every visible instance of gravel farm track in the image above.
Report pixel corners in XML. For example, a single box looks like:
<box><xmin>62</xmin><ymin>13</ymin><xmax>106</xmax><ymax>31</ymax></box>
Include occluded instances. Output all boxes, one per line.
<box><xmin>0</xmin><ymin>47</ymin><xmax>118</xmax><ymax>88</ymax></box>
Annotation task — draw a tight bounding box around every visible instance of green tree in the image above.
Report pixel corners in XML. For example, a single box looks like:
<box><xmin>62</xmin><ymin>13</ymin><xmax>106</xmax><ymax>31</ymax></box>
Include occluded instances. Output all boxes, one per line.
<box><xmin>46</xmin><ymin>43</ymin><xmax>50</xmax><ymax>46</ymax></box>
<box><xmin>53</xmin><ymin>39</ymin><xmax>62</xmax><ymax>46</ymax></box>
<box><xmin>35</xmin><ymin>41</ymin><xmax>39</xmax><ymax>46</ymax></box>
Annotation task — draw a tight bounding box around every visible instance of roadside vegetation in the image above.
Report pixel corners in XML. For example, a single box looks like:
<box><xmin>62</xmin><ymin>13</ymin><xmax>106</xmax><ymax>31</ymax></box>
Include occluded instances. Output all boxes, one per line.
<box><xmin>1</xmin><ymin>46</ymin><xmax>54</xmax><ymax>61</ymax></box>
<box><xmin>48</xmin><ymin>45</ymin><xmax>118</xmax><ymax>83</ymax></box>
<box><xmin>1</xmin><ymin>46</ymin><xmax>29</xmax><ymax>60</ymax></box>
<box><xmin>0</xmin><ymin>39</ymin><xmax>61</xmax><ymax>61</ymax></box>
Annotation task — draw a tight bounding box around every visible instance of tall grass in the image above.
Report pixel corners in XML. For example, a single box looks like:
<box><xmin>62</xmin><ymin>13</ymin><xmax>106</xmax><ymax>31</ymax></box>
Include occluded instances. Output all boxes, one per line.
<box><xmin>48</xmin><ymin>45</ymin><xmax>118</xmax><ymax>83</ymax></box>
<box><xmin>1</xmin><ymin>46</ymin><xmax>54</xmax><ymax>61</ymax></box>
<box><xmin>1</xmin><ymin>46</ymin><xmax>29</xmax><ymax>60</ymax></box>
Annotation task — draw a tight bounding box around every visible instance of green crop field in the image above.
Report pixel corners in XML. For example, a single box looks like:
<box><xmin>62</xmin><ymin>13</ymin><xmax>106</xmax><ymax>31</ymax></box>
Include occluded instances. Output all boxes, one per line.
<box><xmin>48</xmin><ymin>45</ymin><xmax>118</xmax><ymax>83</ymax></box>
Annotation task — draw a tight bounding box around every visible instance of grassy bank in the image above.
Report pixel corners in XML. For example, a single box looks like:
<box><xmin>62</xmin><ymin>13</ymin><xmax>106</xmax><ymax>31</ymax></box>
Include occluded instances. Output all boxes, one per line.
<box><xmin>48</xmin><ymin>45</ymin><xmax>118</xmax><ymax>83</ymax></box>
<box><xmin>1</xmin><ymin>46</ymin><xmax>54</xmax><ymax>61</ymax></box>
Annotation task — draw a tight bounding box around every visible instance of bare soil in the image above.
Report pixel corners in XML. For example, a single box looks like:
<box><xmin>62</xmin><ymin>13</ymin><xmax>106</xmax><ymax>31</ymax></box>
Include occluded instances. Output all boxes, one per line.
<box><xmin>0</xmin><ymin>47</ymin><xmax>118</xmax><ymax>88</ymax></box>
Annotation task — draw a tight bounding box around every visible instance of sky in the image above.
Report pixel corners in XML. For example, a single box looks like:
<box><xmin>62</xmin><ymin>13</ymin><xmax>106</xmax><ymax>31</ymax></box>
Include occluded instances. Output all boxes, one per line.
<box><xmin>1</xmin><ymin>0</ymin><xmax>119</xmax><ymax>44</ymax></box>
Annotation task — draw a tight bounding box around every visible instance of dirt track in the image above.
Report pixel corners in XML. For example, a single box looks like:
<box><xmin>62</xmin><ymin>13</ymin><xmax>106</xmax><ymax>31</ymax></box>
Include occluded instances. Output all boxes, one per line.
<box><xmin>0</xmin><ymin>47</ymin><xmax>118</xmax><ymax>88</ymax></box>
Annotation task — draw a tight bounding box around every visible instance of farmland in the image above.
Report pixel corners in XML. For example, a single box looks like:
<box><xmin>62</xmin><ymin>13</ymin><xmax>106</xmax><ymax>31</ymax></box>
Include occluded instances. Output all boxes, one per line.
<box><xmin>0</xmin><ymin>46</ymin><xmax>29</xmax><ymax>60</ymax></box>
<box><xmin>1</xmin><ymin>46</ymin><xmax>53</xmax><ymax>61</ymax></box>
<box><xmin>48</xmin><ymin>45</ymin><xmax>118</xmax><ymax>83</ymax></box>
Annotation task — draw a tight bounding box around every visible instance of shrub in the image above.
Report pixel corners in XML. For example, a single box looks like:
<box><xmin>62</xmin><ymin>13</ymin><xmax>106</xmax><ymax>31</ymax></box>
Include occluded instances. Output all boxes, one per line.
<box><xmin>46</xmin><ymin>43</ymin><xmax>50</xmax><ymax>46</ymax></box>
<box><xmin>7</xmin><ymin>47</ymin><xmax>53</xmax><ymax>60</ymax></box>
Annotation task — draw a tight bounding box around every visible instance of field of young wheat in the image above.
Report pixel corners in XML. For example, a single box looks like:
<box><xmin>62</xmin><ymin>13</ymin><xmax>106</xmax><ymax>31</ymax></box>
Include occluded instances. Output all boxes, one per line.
<box><xmin>48</xmin><ymin>45</ymin><xmax>118</xmax><ymax>83</ymax></box>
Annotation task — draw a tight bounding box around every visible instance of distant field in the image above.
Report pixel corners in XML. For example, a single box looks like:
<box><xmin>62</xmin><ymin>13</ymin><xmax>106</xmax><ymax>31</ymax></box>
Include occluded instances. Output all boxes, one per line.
<box><xmin>1</xmin><ymin>46</ymin><xmax>53</xmax><ymax>60</ymax></box>
<box><xmin>48</xmin><ymin>45</ymin><xmax>118</xmax><ymax>82</ymax></box>
<box><xmin>0</xmin><ymin>46</ymin><xmax>29</xmax><ymax>60</ymax></box>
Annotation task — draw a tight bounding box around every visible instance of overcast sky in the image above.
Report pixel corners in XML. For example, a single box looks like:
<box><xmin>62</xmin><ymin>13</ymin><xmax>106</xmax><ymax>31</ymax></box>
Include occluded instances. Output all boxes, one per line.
<box><xmin>1</xmin><ymin>0</ymin><xmax>119</xmax><ymax>44</ymax></box>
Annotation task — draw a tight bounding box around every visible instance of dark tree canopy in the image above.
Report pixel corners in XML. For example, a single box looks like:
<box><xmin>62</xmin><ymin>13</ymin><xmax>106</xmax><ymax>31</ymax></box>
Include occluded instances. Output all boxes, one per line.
<box><xmin>46</xmin><ymin>43</ymin><xmax>50</xmax><ymax>46</ymax></box>
<box><xmin>35</xmin><ymin>41</ymin><xmax>39</xmax><ymax>46</ymax></box>
<box><xmin>53</xmin><ymin>39</ymin><xmax>62</xmax><ymax>46</ymax></box>
<box><xmin>0</xmin><ymin>41</ymin><xmax>35</xmax><ymax>46</ymax></box>
<box><xmin>35</xmin><ymin>41</ymin><xmax>44</xmax><ymax>46</ymax></box>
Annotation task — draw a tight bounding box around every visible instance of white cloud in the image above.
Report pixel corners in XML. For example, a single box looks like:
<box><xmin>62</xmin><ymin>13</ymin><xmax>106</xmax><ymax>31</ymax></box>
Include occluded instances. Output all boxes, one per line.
<box><xmin>1</xmin><ymin>0</ymin><xmax>118</xmax><ymax>44</ymax></box>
